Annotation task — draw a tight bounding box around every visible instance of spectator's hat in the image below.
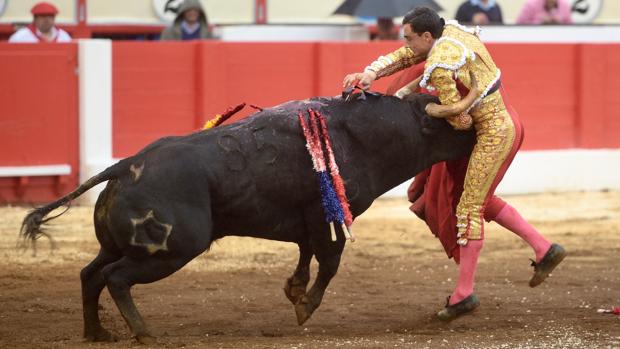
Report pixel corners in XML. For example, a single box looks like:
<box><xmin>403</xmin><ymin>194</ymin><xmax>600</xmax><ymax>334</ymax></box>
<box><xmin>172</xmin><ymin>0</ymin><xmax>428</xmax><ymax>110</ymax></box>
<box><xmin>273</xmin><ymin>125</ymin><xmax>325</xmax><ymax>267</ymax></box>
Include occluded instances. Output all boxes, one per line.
<box><xmin>31</xmin><ymin>2</ymin><xmax>59</xmax><ymax>16</ymax></box>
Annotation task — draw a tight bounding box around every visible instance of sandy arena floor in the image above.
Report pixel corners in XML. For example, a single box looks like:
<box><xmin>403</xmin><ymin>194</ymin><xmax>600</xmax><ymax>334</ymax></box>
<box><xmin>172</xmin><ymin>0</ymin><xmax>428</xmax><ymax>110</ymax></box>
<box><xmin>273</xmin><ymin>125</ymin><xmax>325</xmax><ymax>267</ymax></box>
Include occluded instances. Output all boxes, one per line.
<box><xmin>0</xmin><ymin>191</ymin><xmax>619</xmax><ymax>348</ymax></box>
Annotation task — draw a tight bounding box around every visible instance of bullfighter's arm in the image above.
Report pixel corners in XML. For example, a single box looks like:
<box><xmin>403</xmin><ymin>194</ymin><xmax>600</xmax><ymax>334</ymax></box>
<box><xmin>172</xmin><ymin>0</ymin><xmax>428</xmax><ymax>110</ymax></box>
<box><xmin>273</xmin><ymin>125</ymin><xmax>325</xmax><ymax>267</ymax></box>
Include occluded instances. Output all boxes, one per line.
<box><xmin>431</xmin><ymin>67</ymin><xmax>462</xmax><ymax>107</ymax></box>
<box><xmin>427</xmin><ymin>68</ymin><xmax>473</xmax><ymax>130</ymax></box>
<box><xmin>364</xmin><ymin>46</ymin><xmax>418</xmax><ymax>79</ymax></box>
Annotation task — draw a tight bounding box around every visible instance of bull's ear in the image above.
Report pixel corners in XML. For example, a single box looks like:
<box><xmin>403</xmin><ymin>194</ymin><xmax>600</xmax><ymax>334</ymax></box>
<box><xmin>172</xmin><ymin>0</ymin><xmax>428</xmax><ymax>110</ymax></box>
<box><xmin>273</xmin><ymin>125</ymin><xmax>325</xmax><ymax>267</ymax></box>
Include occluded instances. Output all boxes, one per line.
<box><xmin>420</xmin><ymin>113</ymin><xmax>446</xmax><ymax>136</ymax></box>
<box><xmin>405</xmin><ymin>93</ymin><xmax>439</xmax><ymax>113</ymax></box>
<box><xmin>420</xmin><ymin>116</ymin><xmax>436</xmax><ymax>135</ymax></box>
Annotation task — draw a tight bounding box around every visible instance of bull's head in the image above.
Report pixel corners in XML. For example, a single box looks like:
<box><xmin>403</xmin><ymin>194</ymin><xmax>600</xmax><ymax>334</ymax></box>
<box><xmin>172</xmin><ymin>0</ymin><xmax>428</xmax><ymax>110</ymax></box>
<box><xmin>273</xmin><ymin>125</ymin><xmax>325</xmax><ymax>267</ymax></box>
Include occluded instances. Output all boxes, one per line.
<box><xmin>424</xmin><ymin>70</ymin><xmax>480</xmax><ymax>120</ymax></box>
<box><xmin>404</xmin><ymin>92</ymin><xmax>477</xmax><ymax>166</ymax></box>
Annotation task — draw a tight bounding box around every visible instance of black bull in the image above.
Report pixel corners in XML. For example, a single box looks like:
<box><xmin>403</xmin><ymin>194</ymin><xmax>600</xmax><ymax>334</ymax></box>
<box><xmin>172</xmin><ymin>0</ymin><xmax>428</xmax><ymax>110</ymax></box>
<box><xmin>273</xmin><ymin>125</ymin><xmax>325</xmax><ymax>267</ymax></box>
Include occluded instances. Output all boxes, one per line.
<box><xmin>21</xmin><ymin>93</ymin><xmax>474</xmax><ymax>343</ymax></box>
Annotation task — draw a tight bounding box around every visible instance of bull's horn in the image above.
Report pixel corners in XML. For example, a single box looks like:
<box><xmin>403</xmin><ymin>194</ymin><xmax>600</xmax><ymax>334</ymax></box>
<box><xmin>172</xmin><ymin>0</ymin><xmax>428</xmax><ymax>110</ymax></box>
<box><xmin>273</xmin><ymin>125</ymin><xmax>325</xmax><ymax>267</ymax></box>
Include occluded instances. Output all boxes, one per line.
<box><xmin>425</xmin><ymin>70</ymin><xmax>480</xmax><ymax>118</ymax></box>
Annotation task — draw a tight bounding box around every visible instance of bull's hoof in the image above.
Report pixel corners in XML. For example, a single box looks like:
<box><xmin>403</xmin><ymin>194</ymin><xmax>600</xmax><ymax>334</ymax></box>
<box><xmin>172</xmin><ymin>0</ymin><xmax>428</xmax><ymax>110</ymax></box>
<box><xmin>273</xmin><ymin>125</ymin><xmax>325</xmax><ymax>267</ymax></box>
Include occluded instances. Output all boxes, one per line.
<box><xmin>283</xmin><ymin>278</ymin><xmax>307</xmax><ymax>305</ymax></box>
<box><xmin>294</xmin><ymin>297</ymin><xmax>313</xmax><ymax>325</ymax></box>
<box><xmin>135</xmin><ymin>334</ymin><xmax>156</xmax><ymax>345</ymax></box>
<box><xmin>84</xmin><ymin>328</ymin><xmax>118</xmax><ymax>342</ymax></box>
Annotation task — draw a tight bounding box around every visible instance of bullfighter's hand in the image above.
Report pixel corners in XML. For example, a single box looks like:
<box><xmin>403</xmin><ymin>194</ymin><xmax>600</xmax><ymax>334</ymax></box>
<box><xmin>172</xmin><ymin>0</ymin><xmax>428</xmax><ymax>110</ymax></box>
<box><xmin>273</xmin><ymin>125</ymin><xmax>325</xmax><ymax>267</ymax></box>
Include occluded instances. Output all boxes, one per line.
<box><xmin>412</xmin><ymin>54</ymin><xmax>426</xmax><ymax>65</ymax></box>
<box><xmin>342</xmin><ymin>71</ymin><xmax>377</xmax><ymax>90</ymax></box>
<box><xmin>447</xmin><ymin>113</ymin><xmax>473</xmax><ymax>130</ymax></box>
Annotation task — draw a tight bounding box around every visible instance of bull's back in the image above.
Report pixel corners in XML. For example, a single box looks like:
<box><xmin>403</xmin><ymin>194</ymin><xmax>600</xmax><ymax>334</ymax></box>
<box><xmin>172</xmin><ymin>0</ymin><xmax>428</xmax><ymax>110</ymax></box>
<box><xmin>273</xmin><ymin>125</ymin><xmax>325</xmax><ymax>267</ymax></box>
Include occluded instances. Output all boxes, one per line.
<box><xmin>189</xmin><ymin>106</ymin><xmax>324</xmax><ymax>236</ymax></box>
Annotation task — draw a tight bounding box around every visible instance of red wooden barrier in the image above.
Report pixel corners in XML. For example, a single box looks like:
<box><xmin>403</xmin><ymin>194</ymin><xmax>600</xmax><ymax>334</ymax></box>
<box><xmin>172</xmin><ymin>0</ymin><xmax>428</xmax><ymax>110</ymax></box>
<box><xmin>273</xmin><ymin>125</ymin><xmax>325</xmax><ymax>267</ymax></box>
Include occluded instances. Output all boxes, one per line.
<box><xmin>1</xmin><ymin>41</ymin><xmax>619</xmax><ymax>203</ymax></box>
<box><xmin>578</xmin><ymin>44</ymin><xmax>620</xmax><ymax>149</ymax></box>
<box><xmin>488</xmin><ymin>44</ymin><xmax>579</xmax><ymax>150</ymax></box>
<box><xmin>111</xmin><ymin>41</ymin><xmax>407</xmax><ymax>158</ymax></box>
<box><xmin>113</xmin><ymin>42</ymin><xmax>198</xmax><ymax>157</ymax></box>
<box><xmin>111</xmin><ymin>42</ymin><xmax>620</xmax><ymax>158</ymax></box>
<box><xmin>0</xmin><ymin>43</ymin><xmax>79</xmax><ymax>203</ymax></box>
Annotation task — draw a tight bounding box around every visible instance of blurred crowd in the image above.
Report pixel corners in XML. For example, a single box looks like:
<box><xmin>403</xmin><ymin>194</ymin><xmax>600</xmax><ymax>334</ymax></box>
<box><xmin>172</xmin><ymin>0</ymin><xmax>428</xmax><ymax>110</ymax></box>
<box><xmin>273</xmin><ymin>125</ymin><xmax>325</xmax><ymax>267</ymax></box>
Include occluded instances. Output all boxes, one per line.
<box><xmin>7</xmin><ymin>0</ymin><xmax>576</xmax><ymax>43</ymax></box>
<box><xmin>455</xmin><ymin>0</ymin><xmax>572</xmax><ymax>26</ymax></box>
<box><xmin>372</xmin><ymin>0</ymin><xmax>572</xmax><ymax>40</ymax></box>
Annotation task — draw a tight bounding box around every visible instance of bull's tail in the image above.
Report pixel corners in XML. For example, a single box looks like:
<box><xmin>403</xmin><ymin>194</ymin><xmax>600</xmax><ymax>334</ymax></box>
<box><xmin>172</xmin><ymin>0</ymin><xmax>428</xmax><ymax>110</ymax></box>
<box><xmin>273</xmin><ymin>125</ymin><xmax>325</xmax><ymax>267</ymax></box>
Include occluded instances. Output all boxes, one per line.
<box><xmin>20</xmin><ymin>160</ymin><xmax>128</xmax><ymax>246</ymax></box>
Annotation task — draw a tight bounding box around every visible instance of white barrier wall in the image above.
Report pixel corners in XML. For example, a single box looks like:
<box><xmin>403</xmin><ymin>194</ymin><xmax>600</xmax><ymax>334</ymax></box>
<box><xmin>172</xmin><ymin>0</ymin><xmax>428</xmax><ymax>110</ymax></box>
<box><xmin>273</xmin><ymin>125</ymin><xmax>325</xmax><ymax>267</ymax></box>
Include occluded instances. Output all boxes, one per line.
<box><xmin>219</xmin><ymin>24</ymin><xmax>369</xmax><ymax>41</ymax></box>
<box><xmin>383</xmin><ymin>150</ymin><xmax>620</xmax><ymax>198</ymax></box>
<box><xmin>78</xmin><ymin>39</ymin><xmax>114</xmax><ymax>204</ymax></box>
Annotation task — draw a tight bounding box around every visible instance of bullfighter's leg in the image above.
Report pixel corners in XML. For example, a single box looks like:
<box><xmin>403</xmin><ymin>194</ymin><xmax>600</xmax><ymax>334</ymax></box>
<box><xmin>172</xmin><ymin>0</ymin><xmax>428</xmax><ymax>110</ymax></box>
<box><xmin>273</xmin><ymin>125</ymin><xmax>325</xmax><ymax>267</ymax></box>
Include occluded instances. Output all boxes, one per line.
<box><xmin>101</xmin><ymin>253</ymin><xmax>201</xmax><ymax>344</ymax></box>
<box><xmin>294</xmin><ymin>225</ymin><xmax>345</xmax><ymax>325</ymax></box>
<box><xmin>284</xmin><ymin>238</ymin><xmax>313</xmax><ymax>305</ymax></box>
<box><xmin>489</xmin><ymin>200</ymin><xmax>552</xmax><ymax>263</ymax></box>
<box><xmin>80</xmin><ymin>248</ymin><xmax>121</xmax><ymax>342</ymax></box>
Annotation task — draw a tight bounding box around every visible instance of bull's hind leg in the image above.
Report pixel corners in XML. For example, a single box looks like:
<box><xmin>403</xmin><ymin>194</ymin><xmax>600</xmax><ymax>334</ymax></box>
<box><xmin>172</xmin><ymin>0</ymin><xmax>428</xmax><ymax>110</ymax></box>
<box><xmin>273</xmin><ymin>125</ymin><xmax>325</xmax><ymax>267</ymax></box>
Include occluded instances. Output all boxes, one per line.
<box><xmin>294</xmin><ymin>226</ymin><xmax>345</xmax><ymax>325</ymax></box>
<box><xmin>80</xmin><ymin>248</ymin><xmax>121</xmax><ymax>341</ymax></box>
<box><xmin>284</xmin><ymin>238</ymin><xmax>313</xmax><ymax>305</ymax></box>
<box><xmin>101</xmin><ymin>254</ymin><xmax>197</xmax><ymax>344</ymax></box>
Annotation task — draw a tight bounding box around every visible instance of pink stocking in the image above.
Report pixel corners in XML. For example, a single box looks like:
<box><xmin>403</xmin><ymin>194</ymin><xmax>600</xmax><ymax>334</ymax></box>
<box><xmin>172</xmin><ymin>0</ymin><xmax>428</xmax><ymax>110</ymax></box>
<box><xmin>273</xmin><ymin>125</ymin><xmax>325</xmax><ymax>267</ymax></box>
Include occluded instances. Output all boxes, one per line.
<box><xmin>493</xmin><ymin>203</ymin><xmax>551</xmax><ymax>262</ymax></box>
<box><xmin>450</xmin><ymin>239</ymin><xmax>483</xmax><ymax>305</ymax></box>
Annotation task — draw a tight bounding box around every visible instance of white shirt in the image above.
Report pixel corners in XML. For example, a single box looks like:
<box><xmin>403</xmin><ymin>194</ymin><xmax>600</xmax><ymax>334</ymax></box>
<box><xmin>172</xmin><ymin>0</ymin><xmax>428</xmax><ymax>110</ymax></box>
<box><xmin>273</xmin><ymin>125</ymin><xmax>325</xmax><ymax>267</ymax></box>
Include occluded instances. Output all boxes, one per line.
<box><xmin>9</xmin><ymin>27</ymin><xmax>72</xmax><ymax>43</ymax></box>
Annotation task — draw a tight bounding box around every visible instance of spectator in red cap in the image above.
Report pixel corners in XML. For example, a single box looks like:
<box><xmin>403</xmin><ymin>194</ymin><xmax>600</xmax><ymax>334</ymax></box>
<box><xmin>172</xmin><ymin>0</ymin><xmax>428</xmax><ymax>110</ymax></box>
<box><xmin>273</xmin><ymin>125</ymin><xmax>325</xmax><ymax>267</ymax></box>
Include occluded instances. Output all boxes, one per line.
<box><xmin>9</xmin><ymin>2</ymin><xmax>72</xmax><ymax>43</ymax></box>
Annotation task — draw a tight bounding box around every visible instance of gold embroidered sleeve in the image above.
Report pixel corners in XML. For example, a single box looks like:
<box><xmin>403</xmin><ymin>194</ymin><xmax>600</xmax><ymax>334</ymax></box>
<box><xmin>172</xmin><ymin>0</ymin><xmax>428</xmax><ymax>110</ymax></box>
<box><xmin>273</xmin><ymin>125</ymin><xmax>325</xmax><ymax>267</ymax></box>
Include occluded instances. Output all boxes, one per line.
<box><xmin>431</xmin><ymin>67</ymin><xmax>461</xmax><ymax>106</ymax></box>
<box><xmin>431</xmin><ymin>67</ymin><xmax>472</xmax><ymax>129</ymax></box>
<box><xmin>364</xmin><ymin>46</ymin><xmax>416</xmax><ymax>79</ymax></box>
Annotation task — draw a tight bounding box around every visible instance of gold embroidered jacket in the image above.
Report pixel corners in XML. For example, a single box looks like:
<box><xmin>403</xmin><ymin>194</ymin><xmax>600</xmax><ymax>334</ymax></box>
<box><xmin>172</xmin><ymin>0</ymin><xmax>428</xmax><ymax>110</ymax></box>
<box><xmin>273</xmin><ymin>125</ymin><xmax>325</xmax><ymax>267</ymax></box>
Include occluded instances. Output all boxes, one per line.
<box><xmin>365</xmin><ymin>21</ymin><xmax>501</xmax><ymax>117</ymax></box>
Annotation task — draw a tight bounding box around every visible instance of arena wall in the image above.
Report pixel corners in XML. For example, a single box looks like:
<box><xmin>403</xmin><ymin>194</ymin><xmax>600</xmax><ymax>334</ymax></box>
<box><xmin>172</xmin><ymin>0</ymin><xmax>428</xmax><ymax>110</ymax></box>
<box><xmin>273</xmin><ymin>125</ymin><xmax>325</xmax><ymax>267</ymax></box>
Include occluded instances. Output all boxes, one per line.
<box><xmin>0</xmin><ymin>43</ymin><xmax>79</xmax><ymax>203</ymax></box>
<box><xmin>1</xmin><ymin>34</ymin><xmax>619</xmax><ymax>203</ymax></box>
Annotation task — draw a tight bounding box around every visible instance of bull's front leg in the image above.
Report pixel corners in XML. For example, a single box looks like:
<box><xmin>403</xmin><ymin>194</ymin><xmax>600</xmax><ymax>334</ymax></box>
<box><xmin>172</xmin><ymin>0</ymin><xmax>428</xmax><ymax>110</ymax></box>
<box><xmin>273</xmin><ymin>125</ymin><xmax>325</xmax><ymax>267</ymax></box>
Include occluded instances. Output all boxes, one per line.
<box><xmin>284</xmin><ymin>238</ymin><xmax>312</xmax><ymax>305</ymax></box>
<box><xmin>294</xmin><ymin>225</ymin><xmax>345</xmax><ymax>325</ymax></box>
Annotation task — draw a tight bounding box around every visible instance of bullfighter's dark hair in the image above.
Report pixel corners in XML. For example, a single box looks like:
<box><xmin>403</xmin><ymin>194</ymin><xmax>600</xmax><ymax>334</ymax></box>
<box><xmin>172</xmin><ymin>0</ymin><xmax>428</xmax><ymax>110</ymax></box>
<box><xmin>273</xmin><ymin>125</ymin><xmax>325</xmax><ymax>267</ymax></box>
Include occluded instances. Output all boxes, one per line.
<box><xmin>402</xmin><ymin>7</ymin><xmax>445</xmax><ymax>39</ymax></box>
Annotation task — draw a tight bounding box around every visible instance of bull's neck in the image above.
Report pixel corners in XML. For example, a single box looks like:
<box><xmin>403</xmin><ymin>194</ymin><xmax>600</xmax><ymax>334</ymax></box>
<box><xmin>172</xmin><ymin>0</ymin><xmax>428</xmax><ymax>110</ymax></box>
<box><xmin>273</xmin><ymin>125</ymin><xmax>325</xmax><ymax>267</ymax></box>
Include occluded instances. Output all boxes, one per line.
<box><xmin>344</xmin><ymin>104</ymin><xmax>436</xmax><ymax>198</ymax></box>
<box><xmin>365</xmin><ymin>119</ymin><xmax>432</xmax><ymax>197</ymax></box>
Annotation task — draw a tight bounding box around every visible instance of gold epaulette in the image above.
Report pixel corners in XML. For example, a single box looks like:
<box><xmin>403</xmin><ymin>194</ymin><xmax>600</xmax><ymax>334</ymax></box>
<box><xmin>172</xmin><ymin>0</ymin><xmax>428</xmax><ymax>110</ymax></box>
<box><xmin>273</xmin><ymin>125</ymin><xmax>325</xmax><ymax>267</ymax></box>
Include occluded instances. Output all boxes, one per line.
<box><xmin>420</xmin><ymin>37</ymin><xmax>474</xmax><ymax>90</ymax></box>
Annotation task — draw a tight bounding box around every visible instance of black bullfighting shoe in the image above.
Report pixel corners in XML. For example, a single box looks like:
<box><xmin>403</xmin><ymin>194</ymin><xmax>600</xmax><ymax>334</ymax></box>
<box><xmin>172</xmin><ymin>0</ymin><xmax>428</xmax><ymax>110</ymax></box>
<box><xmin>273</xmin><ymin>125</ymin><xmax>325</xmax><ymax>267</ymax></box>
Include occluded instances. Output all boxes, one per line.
<box><xmin>436</xmin><ymin>294</ymin><xmax>480</xmax><ymax>322</ymax></box>
<box><xmin>529</xmin><ymin>243</ymin><xmax>567</xmax><ymax>288</ymax></box>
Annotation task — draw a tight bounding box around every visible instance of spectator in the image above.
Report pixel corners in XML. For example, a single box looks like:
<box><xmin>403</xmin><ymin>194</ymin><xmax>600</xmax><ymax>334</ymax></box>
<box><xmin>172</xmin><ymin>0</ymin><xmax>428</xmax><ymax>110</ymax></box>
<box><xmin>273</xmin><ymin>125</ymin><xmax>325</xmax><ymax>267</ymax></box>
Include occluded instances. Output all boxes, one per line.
<box><xmin>160</xmin><ymin>0</ymin><xmax>212</xmax><ymax>40</ymax></box>
<box><xmin>516</xmin><ymin>0</ymin><xmax>573</xmax><ymax>25</ymax></box>
<box><xmin>372</xmin><ymin>17</ymin><xmax>399</xmax><ymax>41</ymax></box>
<box><xmin>455</xmin><ymin>0</ymin><xmax>503</xmax><ymax>25</ymax></box>
<box><xmin>9</xmin><ymin>2</ymin><xmax>71</xmax><ymax>43</ymax></box>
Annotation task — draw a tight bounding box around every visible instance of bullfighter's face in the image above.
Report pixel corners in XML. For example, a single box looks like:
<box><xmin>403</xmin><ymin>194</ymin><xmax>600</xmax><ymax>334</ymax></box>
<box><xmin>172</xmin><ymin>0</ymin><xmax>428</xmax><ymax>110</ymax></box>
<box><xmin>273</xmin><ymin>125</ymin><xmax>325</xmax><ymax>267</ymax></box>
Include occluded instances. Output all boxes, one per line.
<box><xmin>403</xmin><ymin>23</ymin><xmax>434</xmax><ymax>61</ymax></box>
